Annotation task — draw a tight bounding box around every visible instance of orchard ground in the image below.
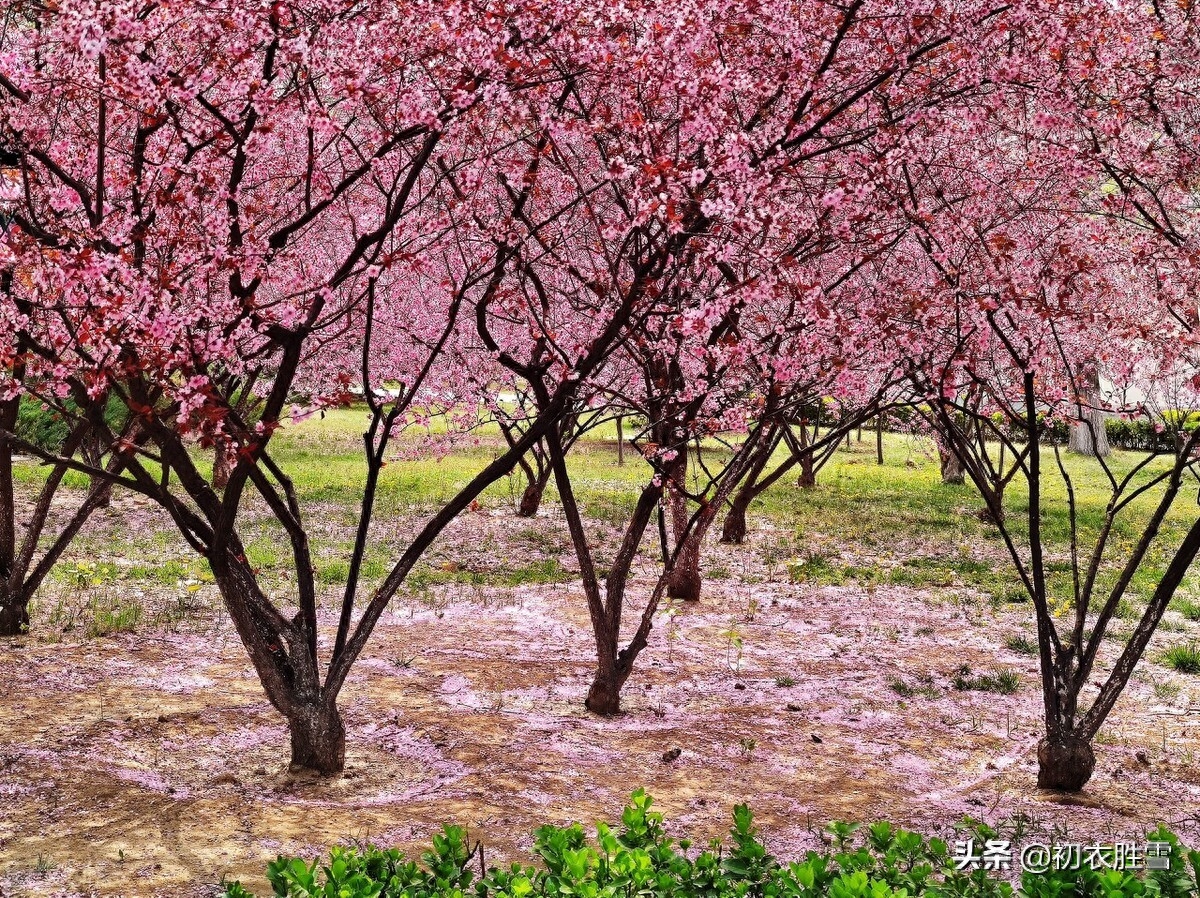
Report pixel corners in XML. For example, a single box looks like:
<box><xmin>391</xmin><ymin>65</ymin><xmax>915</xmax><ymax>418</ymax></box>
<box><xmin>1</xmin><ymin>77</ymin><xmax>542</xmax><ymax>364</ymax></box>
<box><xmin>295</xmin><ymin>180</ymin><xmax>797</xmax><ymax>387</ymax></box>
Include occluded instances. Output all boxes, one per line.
<box><xmin>2</xmin><ymin>416</ymin><xmax>1200</xmax><ymax>897</ymax></box>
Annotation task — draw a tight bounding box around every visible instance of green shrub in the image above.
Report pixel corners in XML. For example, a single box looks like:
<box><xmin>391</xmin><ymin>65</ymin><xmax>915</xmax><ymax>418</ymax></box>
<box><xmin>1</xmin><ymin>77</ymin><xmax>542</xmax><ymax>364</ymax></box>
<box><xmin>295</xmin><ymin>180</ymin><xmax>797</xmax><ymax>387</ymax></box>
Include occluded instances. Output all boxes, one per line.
<box><xmin>1104</xmin><ymin>412</ymin><xmax>1200</xmax><ymax>452</ymax></box>
<box><xmin>224</xmin><ymin>792</ymin><xmax>1199</xmax><ymax>898</ymax></box>
<box><xmin>13</xmin><ymin>396</ymin><xmax>73</xmax><ymax>453</ymax></box>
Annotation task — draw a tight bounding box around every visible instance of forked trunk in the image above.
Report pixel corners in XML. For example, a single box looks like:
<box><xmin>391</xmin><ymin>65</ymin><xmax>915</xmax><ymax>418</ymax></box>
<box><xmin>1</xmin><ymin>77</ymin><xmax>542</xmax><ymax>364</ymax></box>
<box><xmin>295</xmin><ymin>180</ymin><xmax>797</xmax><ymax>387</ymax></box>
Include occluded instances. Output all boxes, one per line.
<box><xmin>287</xmin><ymin>700</ymin><xmax>346</xmax><ymax>776</ymax></box>
<box><xmin>1037</xmin><ymin>661</ymin><xmax>1093</xmax><ymax>790</ymax></box>
<box><xmin>977</xmin><ymin>484</ymin><xmax>1005</xmax><ymax>524</ymax></box>
<box><xmin>1037</xmin><ymin>735</ymin><xmax>1095</xmax><ymax>791</ymax></box>
<box><xmin>666</xmin><ymin>552</ymin><xmax>701</xmax><ymax>601</ymax></box>
<box><xmin>84</xmin><ymin>432</ymin><xmax>113</xmax><ymax>508</ymax></box>
<box><xmin>207</xmin><ymin>546</ymin><xmax>337</xmax><ymax>775</ymax></box>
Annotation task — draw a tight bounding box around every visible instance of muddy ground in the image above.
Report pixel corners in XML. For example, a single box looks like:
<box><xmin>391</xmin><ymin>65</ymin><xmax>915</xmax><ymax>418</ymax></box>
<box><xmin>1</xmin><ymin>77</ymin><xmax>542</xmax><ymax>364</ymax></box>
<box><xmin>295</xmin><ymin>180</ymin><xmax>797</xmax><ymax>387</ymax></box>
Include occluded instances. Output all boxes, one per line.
<box><xmin>2</xmin><ymin>502</ymin><xmax>1199</xmax><ymax>897</ymax></box>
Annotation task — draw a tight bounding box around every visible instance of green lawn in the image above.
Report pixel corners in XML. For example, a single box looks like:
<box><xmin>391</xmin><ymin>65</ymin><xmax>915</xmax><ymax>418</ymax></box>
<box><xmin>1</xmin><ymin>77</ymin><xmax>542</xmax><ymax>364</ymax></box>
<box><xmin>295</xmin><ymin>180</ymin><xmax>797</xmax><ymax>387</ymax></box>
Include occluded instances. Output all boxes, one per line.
<box><xmin>16</xmin><ymin>410</ymin><xmax>1200</xmax><ymax>619</ymax></box>
<box><xmin>250</xmin><ymin>411</ymin><xmax>1200</xmax><ymax>621</ymax></box>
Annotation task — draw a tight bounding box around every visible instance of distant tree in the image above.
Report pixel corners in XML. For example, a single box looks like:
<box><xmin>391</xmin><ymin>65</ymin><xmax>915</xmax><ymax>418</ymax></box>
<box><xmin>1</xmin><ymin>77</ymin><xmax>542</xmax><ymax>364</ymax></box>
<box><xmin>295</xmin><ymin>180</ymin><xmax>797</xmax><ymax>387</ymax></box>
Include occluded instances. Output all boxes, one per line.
<box><xmin>1067</xmin><ymin>369</ymin><xmax>1111</xmax><ymax>458</ymax></box>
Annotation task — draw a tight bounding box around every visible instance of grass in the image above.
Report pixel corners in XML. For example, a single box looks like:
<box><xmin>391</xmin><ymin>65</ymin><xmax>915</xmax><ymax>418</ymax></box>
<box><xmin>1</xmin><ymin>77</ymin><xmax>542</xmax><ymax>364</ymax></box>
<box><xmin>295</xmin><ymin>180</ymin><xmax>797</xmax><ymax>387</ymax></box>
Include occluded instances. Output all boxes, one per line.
<box><xmin>52</xmin><ymin>560</ymin><xmax>121</xmax><ymax>587</ymax></box>
<box><xmin>1162</xmin><ymin>644</ymin><xmax>1200</xmax><ymax>675</ymax></box>
<box><xmin>951</xmin><ymin>665</ymin><xmax>1020</xmax><ymax>694</ymax></box>
<box><xmin>1173</xmin><ymin>598</ymin><xmax>1200</xmax><ymax>622</ymax></box>
<box><xmin>84</xmin><ymin>597</ymin><xmax>143</xmax><ymax>638</ymax></box>
<box><xmin>15</xmin><ymin>413</ymin><xmax>1200</xmax><ymax>641</ymax></box>
<box><xmin>1005</xmin><ymin>634</ymin><xmax>1039</xmax><ymax>655</ymax></box>
<box><xmin>888</xmin><ymin>673</ymin><xmax>940</xmax><ymax>699</ymax></box>
<box><xmin>406</xmin><ymin>558</ymin><xmax>573</xmax><ymax>591</ymax></box>
<box><xmin>744</xmin><ymin>437</ymin><xmax>1190</xmax><ymax>609</ymax></box>
<box><xmin>125</xmin><ymin>559</ymin><xmax>210</xmax><ymax>585</ymax></box>
<box><xmin>52</xmin><ymin>558</ymin><xmax>211</xmax><ymax>587</ymax></box>
<box><xmin>1152</xmin><ymin>678</ymin><xmax>1182</xmax><ymax>701</ymax></box>
<box><xmin>317</xmin><ymin>557</ymin><xmax>391</xmax><ymax>586</ymax></box>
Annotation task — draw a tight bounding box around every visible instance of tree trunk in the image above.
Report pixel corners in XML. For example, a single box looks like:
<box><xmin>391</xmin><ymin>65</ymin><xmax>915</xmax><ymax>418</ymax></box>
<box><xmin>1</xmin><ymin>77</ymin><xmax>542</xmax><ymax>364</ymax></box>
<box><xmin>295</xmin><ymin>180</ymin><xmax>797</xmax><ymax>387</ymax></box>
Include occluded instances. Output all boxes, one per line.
<box><xmin>212</xmin><ymin>444</ymin><xmax>232</xmax><ymax>491</ymax></box>
<box><xmin>616</xmin><ymin>416</ymin><xmax>625</xmax><ymax>466</ymax></box>
<box><xmin>938</xmin><ymin>445</ymin><xmax>965</xmax><ymax>484</ymax></box>
<box><xmin>1068</xmin><ymin>370</ymin><xmax>1110</xmax><ymax>457</ymax></box>
<box><xmin>875</xmin><ymin>415</ymin><xmax>884</xmax><ymax>465</ymax></box>
<box><xmin>91</xmin><ymin>477</ymin><xmax>113</xmax><ymax>510</ymax></box>
<box><xmin>667</xmin><ymin>480</ymin><xmax>702</xmax><ymax>601</ymax></box>
<box><xmin>207</xmin><ymin>545</ymin><xmax>336</xmax><ymax>775</ymax></box>
<box><xmin>720</xmin><ymin>493</ymin><xmax>751</xmax><ymax>544</ymax></box>
<box><xmin>797</xmin><ymin>451</ymin><xmax>816</xmax><ymax>488</ymax></box>
<box><xmin>1037</xmin><ymin>735</ymin><xmax>1095</xmax><ymax>791</ymax></box>
<box><xmin>718</xmin><ymin>426</ymin><xmax>782</xmax><ymax>546</ymax></box>
<box><xmin>585</xmin><ymin>668</ymin><xmax>623</xmax><ymax>715</ymax></box>
<box><xmin>286</xmin><ymin>700</ymin><xmax>346</xmax><ymax>775</ymax></box>
<box><xmin>0</xmin><ymin>583</ymin><xmax>30</xmax><ymax>637</ymax></box>
<box><xmin>977</xmin><ymin>489</ymin><xmax>1005</xmax><ymax>525</ymax></box>
<box><xmin>667</xmin><ymin>545</ymin><xmax>702</xmax><ymax>600</ymax></box>
<box><xmin>1068</xmin><ymin>414</ymin><xmax>1110</xmax><ymax>457</ymax></box>
<box><xmin>517</xmin><ymin>470</ymin><xmax>550</xmax><ymax>517</ymax></box>
<box><xmin>83</xmin><ymin>431</ymin><xmax>113</xmax><ymax>509</ymax></box>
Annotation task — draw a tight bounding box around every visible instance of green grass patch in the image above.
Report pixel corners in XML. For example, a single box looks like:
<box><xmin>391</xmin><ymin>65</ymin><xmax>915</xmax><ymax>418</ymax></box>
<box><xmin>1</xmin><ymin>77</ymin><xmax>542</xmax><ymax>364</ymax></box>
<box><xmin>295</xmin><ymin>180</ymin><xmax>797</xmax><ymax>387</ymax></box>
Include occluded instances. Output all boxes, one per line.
<box><xmin>84</xmin><ymin>597</ymin><xmax>143</xmax><ymax>638</ymax></box>
<box><xmin>1162</xmin><ymin>644</ymin><xmax>1200</xmax><ymax>675</ymax></box>
<box><xmin>316</xmin><ymin>557</ymin><xmax>391</xmax><ymax>585</ymax></box>
<box><xmin>1172</xmin><ymin>598</ymin><xmax>1200</xmax><ymax>622</ymax></box>
<box><xmin>1004</xmin><ymin>634</ymin><xmax>1038</xmax><ymax>655</ymax></box>
<box><xmin>888</xmin><ymin>673</ymin><xmax>940</xmax><ymax>699</ymax></box>
<box><xmin>951</xmin><ymin>665</ymin><xmax>1020</xmax><ymax>694</ymax></box>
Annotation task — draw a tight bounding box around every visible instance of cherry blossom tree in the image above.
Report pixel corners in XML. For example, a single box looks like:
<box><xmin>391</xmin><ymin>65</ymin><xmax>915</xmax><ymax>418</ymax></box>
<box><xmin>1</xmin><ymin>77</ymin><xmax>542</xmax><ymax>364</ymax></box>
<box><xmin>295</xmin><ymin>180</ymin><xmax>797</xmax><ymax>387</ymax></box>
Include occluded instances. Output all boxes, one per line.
<box><xmin>886</xmin><ymin>23</ymin><xmax>1200</xmax><ymax>786</ymax></box>
<box><xmin>6</xmin><ymin>0</ymin><xmax>1187</xmax><ymax>792</ymax></box>
<box><xmin>914</xmin><ymin>307</ymin><xmax>1200</xmax><ymax>791</ymax></box>
<box><xmin>1</xmin><ymin>130</ymin><xmax>150</xmax><ymax>635</ymax></box>
<box><xmin>0</xmin><ymin>388</ymin><xmax>139</xmax><ymax>636</ymax></box>
<box><xmin>0</xmin><ymin>0</ymin><xmax>648</xmax><ymax>773</ymax></box>
<box><xmin>473</xmin><ymin>0</ymin><xmax>1057</xmax><ymax>711</ymax></box>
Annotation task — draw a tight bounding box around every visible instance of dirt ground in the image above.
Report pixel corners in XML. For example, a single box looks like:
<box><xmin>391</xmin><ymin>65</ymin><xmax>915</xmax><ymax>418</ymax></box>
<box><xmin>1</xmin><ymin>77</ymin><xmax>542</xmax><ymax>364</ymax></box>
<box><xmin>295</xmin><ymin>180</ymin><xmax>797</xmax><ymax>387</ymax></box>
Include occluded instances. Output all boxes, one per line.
<box><xmin>2</xmin><ymin>506</ymin><xmax>1200</xmax><ymax>898</ymax></box>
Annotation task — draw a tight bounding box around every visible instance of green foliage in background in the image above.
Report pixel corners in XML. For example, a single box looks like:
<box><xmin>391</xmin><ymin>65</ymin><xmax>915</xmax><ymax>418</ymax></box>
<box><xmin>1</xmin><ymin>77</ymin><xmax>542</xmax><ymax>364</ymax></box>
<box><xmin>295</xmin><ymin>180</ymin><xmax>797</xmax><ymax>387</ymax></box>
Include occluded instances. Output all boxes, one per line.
<box><xmin>12</xmin><ymin>394</ymin><xmax>127</xmax><ymax>453</ymax></box>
